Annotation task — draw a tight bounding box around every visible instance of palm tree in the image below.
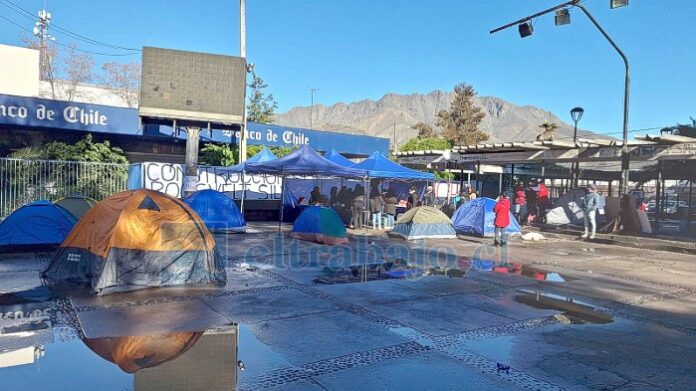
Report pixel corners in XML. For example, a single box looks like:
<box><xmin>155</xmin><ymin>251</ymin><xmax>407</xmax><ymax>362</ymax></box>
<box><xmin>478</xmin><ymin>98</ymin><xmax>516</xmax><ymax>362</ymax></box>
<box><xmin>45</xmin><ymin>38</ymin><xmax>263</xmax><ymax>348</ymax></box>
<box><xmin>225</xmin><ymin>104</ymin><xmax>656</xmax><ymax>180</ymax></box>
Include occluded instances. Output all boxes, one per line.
<box><xmin>537</xmin><ymin>122</ymin><xmax>558</xmax><ymax>141</ymax></box>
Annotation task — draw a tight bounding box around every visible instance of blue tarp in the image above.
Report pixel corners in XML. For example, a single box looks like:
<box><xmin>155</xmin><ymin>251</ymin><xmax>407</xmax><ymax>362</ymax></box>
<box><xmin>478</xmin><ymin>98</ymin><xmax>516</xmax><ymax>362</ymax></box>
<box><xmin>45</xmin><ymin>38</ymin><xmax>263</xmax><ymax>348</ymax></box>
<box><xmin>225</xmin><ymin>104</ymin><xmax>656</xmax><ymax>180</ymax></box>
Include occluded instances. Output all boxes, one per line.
<box><xmin>325</xmin><ymin>149</ymin><xmax>355</xmax><ymax>167</ymax></box>
<box><xmin>451</xmin><ymin>197</ymin><xmax>522</xmax><ymax>237</ymax></box>
<box><xmin>184</xmin><ymin>189</ymin><xmax>246</xmax><ymax>232</ymax></box>
<box><xmin>351</xmin><ymin>152</ymin><xmax>435</xmax><ymax>180</ymax></box>
<box><xmin>0</xmin><ymin>201</ymin><xmax>77</xmax><ymax>248</ymax></box>
<box><xmin>245</xmin><ymin>145</ymin><xmax>367</xmax><ymax>178</ymax></box>
<box><xmin>224</xmin><ymin>146</ymin><xmax>278</xmax><ymax>173</ymax></box>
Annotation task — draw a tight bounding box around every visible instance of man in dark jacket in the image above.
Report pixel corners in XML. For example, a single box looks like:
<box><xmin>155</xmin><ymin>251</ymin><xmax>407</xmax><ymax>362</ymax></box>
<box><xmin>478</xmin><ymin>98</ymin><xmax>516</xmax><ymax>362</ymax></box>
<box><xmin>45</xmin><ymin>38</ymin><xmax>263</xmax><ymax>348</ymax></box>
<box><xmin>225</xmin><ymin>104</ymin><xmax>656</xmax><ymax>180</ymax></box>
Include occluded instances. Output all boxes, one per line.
<box><xmin>369</xmin><ymin>186</ymin><xmax>384</xmax><ymax>229</ymax></box>
<box><xmin>383</xmin><ymin>187</ymin><xmax>397</xmax><ymax>229</ymax></box>
<box><xmin>352</xmin><ymin>185</ymin><xmax>365</xmax><ymax>229</ymax></box>
<box><xmin>406</xmin><ymin>186</ymin><xmax>419</xmax><ymax>210</ymax></box>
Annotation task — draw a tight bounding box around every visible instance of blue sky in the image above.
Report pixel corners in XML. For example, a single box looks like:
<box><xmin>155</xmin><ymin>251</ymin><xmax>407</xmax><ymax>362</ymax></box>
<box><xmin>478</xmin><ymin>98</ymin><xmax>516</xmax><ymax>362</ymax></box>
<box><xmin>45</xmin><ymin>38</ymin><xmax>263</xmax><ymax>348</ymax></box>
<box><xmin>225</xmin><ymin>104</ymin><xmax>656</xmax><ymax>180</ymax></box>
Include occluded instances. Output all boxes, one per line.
<box><xmin>0</xmin><ymin>0</ymin><xmax>694</xmax><ymax>137</ymax></box>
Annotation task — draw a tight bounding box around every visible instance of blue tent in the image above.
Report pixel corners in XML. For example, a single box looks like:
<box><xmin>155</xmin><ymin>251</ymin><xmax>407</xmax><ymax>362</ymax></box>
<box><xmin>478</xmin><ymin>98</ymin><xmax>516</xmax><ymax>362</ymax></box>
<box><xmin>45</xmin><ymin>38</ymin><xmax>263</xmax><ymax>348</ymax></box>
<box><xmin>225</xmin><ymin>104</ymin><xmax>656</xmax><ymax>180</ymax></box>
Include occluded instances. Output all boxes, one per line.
<box><xmin>245</xmin><ymin>145</ymin><xmax>367</xmax><ymax>178</ymax></box>
<box><xmin>0</xmin><ymin>200</ymin><xmax>77</xmax><ymax>249</ymax></box>
<box><xmin>351</xmin><ymin>151</ymin><xmax>434</xmax><ymax>180</ymax></box>
<box><xmin>451</xmin><ymin>198</ymin><xmax>521</xmax><ymax>237</ymax></box>
<box><xmin>224</xmin><ymin>146</ymin><xmax>277</xmax><ymax>172</ymax></box>
<box><xmin>290</xmin><ymin>206</ymin><xmax>348</xmax><ymax>245</ymax></box>
<box><xmin>325</xmin><ymin>149</ymin><xmax>355</xmax><ymax>167</ymax></box>
<box><xmin>184</xmin><ymin>189</ymin><xmax>246</xmax><ymax>233</ymax></box>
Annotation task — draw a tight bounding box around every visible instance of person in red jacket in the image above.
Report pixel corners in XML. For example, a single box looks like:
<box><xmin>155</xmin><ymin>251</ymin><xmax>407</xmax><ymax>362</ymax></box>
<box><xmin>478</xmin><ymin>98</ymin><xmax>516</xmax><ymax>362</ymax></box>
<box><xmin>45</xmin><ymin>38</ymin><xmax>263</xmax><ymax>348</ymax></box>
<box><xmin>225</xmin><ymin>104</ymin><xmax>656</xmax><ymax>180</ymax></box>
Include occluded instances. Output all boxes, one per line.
<box><xmin>535</xmin><ymin>181</ymin><xmax>550</xmax><ymax>223</ymax></box>
<box><xmin>513</xmin><ymin>183</ymin><xmax>526</xmax><ymax>223</ymax></box>
<box><xmin>493</xmin><ymin>193</ymin><xmax>511</xmax><ymax>247</ymax></box>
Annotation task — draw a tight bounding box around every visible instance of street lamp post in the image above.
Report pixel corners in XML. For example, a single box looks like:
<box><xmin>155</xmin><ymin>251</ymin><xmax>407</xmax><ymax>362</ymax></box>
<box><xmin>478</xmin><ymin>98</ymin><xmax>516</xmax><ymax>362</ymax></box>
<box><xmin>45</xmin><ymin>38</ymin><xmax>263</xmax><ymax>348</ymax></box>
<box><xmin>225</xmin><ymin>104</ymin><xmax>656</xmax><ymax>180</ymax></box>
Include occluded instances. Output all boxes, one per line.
<box><xmin>239</xmin><ymin>0</ymin><xmax>248</xmax><ymax>163</ymax></box>
<box><xmin>490</xmin><ymin>0</ymin><xmax>630</xmax><ymax>195</ymax></box>
<box><xmin>570</xmin><ymin>106</ymin><xmax>584</xmax><ymax>188</ymax></box>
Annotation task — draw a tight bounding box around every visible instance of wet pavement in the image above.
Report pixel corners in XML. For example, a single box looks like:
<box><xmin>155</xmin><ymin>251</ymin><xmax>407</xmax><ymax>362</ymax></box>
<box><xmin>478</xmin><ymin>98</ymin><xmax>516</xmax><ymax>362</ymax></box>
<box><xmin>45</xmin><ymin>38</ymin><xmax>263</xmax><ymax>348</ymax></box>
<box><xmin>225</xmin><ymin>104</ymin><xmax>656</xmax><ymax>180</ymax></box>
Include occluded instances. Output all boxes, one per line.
<box><xmin>0</xmin><ymin>222</ymin><xmax>695</xmax><ymax>390</ymax></box>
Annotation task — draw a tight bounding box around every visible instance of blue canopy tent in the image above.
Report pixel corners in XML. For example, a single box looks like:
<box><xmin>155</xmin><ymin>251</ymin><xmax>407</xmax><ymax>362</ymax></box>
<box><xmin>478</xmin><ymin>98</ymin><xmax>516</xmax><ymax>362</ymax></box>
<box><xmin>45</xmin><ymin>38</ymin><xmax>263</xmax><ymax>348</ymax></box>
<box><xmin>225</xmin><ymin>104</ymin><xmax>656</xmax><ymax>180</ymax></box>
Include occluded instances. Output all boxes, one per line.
<box><xmin>245</xmin><ymin>145</ymin><xmax>368</xmax><ymax>230</ymax></box>
<box><xmin>221</xmin><ymin>146</ymin><xmax>277</xmax><ymax>213</ymax></box>
<box><xmin>225</xmin><ymin>146</ymin><xmax>278</xmax><ymax>172</ymax></box>
<box><xmin>451</xmin><ymin>197</ymin><xmax>522</xmax><ymax>237</ymax></box>
<box><xmin>0</xmin><ymin>200</ymin><xmax>77</xmax><ymax>251</ymax></box>
<box><xmin>325</xmin><ymin>149</ymin><xmax>355</xmax><ymax>167</ymax></box>
<box><xmin>351</xmin><ymin>151</ymin><xmax>435</xmax><ymax>180</ymax></box>
<box><xmin>184</xmin><ymin>189</ymin><xmax>246</xmax><ymax>233</ymax></box>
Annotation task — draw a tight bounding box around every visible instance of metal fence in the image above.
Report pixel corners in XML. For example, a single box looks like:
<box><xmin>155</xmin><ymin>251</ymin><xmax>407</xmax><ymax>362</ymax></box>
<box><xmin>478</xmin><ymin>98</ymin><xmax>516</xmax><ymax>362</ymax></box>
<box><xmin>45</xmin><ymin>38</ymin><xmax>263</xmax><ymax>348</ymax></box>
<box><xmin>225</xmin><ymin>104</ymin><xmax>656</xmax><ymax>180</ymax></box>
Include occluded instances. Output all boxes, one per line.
<box><xmin>0</xmin><ymin>158</ymin><xmax>129</xmax><ymax>218</ymax></box>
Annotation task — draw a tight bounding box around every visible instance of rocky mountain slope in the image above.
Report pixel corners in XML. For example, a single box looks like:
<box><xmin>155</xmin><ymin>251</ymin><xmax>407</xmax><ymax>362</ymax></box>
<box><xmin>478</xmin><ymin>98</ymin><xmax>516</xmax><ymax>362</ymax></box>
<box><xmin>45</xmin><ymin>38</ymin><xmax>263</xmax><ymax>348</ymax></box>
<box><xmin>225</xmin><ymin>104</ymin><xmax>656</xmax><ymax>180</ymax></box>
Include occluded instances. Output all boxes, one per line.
<box><xmin>274</xmin><ymin>90</ymin><xmax>601</xmax><ymax>146</ymax></box>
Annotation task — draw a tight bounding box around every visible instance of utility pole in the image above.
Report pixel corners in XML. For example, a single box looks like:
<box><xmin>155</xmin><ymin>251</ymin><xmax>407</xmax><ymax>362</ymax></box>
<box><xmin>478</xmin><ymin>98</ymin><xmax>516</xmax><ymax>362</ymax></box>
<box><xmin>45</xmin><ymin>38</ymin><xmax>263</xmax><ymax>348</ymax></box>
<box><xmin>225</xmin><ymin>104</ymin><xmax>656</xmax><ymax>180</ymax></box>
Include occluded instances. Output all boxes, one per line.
<box><xmin>310</xmin><ymin>88</ymin><xmax>319</xmax><ymax>128</ymax></box>
<box><xmin>393</xmin><ymin>122</ymin><xmax>398</xmax><ymax>155</ymax></box>
<box><xmin>33</xmin><ymin>9</ymin><xmax>53</xmax><ymax>81</ymax></box>
<box><xmin>238</xmin><ymin>0</ymin><xmax>248</xmax><ymax>163</ymax></box>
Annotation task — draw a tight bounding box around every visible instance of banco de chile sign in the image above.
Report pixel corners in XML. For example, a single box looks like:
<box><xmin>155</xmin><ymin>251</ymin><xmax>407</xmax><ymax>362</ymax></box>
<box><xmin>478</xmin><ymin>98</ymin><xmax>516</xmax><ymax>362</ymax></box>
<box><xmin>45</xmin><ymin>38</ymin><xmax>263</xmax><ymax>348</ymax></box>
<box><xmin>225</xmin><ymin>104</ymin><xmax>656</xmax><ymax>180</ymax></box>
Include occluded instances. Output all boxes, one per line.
<box><xmin>0</xmin><ymin>93</ymin><xmax>389</xmax><ymax>155</ymax></box>
<box><xmin>0</xmin><ymin>93</ymin><xmax>139</xmax><ymax>135</ymax></box>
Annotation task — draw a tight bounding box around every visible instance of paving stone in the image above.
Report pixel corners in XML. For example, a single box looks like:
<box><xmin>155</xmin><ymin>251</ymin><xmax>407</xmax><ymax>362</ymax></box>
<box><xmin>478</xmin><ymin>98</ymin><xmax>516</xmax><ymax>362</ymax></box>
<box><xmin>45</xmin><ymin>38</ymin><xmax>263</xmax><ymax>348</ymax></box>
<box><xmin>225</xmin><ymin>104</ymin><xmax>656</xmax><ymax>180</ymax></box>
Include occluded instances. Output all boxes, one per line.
<box><xmin>315</xmin><ymin>279</ymin><xmax>435</xmax><ymax>306</ymax></box>
<box><xmin>201</xmin><ymin>287</ymin><xmax>336</xmax><ymax>324</ymax></box>
<box><xmin>367</xmin><ymin>296</ymin><xmax>517</xmax><ymax>336</ymax></box>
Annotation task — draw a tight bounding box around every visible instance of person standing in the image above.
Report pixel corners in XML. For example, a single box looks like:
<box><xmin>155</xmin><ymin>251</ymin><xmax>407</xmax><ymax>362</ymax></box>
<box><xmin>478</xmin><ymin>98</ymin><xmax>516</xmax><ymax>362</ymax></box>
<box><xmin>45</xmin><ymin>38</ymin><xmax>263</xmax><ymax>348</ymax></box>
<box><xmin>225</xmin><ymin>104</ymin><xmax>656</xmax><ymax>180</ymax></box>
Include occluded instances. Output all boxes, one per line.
<box><xmin>493</xmin><ymin>193</ymin><xmax>511</xmax><ymax>247</ymax></box>
<box><xmin>383</xmin><ymin>187</ymin><xmax>397</xmax><ymax>229</ymax></box>
<box><xmin>525</xmin><ymin>182</ymin><xmax>538</xmax><ymax>223</ymax></box>
<box><xmin>535</xmin><ymin>180</ymin><xmax>550</xmax><ymax>223</ymax></box>
<box><xmin>406</xmin><ymin>186</ymin><xmax>419</xmax><ymax>210</ymax></box>
<box><xmin>423</xmin><ymin>185</ymin><xmax>436</xmax><ymax>207</ymax></box>
<box><xmin>513</xmin><ymin>183</ymin><xmax>526</xmax><ymax>223</ymax></box>
<box><xmin>369</xmin><ymin>186</ymin><xmax>384</xmax><ymax>229</ymax></box>
<box><xmin>452</xmin><ymin>189</ymin><xmax>467</xmax><ymax>208</ymax></box>
<box><xmin>352</xmin><ymin>185</ymin><xmax>365</xmax><ymax>229</ymax></box>
<box><xmin>467</xmin><ymin>186</ymin><xmax>477</xmax><ymax>202</ymax></box>
<box><xmin>581</xmin><ymin>184</ymin><xmax>600</xmax><ymax>239</ymax></box>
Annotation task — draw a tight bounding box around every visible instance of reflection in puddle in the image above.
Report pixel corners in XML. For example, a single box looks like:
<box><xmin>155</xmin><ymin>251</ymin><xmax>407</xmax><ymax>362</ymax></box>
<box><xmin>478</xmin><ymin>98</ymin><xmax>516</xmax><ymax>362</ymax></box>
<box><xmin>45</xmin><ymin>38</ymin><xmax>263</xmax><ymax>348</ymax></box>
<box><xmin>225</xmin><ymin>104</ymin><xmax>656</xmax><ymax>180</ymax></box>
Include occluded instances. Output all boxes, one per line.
<box><xmin>0</xmin><ymin>286</ymin><xmax>240</xmax><ymax>390</ymax></box>
<box><xmin>468</xmin><ymin>260</ymin><xmax>570</xmax><ymax>282</ymax></box>
<box><xmin>515</xmin><ymin>290</ymin><xmax>613</xmax><ymax>324</ymax></box>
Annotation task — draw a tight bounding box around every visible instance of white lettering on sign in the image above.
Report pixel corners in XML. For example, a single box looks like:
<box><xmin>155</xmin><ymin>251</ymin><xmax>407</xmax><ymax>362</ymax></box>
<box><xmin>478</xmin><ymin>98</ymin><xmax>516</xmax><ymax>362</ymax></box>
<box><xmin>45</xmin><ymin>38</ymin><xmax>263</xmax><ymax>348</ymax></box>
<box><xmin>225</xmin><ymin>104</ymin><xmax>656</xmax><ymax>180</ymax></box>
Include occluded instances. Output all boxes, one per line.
<box><xmin>282</xmin><ymin>130</ymin><xmax>310</xmax><ymax>145</ymax></box>
<box><xmin>63</xmin><ymin>106</ymin><xmax>108</xmax><ymax>126</ymax></box>
<box><xmin>141</xmin><ymin>162</ymin><xmax>283</xmax><ymax>200</ymax></box>
<box><xmin>0</xmin><ymin>104</ymin><xmax>28</xmax><ymax>119</ymax></box>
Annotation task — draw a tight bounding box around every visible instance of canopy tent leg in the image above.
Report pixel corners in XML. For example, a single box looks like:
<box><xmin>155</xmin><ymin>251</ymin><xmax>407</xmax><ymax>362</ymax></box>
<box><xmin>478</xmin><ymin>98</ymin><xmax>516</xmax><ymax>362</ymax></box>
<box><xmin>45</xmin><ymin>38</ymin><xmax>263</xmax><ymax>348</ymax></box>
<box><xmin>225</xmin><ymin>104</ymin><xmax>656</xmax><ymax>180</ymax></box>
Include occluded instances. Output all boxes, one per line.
<box><xmin>240</xmin><ymin>170</ymin><xmax>246</xmax><ymax>214</ymax></box>
<box><xmin>278</xmin><ymin>174</ymin><xmax>285</xmax><ymax>233</ymax></box>
<box><xmin>655</xmin><ymin>162</ymin><xmax>662</xmax><ymax>234</ymax></box>
<box><xmin>498</xmin><ymin>172</ymin><xmax>503</xmax><ymax>195</ymax></box>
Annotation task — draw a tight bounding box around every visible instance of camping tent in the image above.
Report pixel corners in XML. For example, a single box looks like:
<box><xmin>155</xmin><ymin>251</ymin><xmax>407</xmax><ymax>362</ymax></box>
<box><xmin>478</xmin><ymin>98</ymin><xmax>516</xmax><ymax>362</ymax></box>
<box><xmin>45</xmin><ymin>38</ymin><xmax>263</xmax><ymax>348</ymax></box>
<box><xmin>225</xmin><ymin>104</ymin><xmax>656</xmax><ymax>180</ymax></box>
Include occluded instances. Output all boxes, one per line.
<box><xmin>351</xmin><ymin>151</ymin><xmax>435</xmax><ymax>180</ymax></box>
<box><xmin>55</xmin><ymin>196</ymin><xmax>97</xmax><ymax>219</ymax></box>
<box><xmin>290</xmin><ymin>206</ymin><xmax>349</xmax><ymax>245</ymax></box>
<box><xmin>451</xmin><ymin>198</ymin><xmax>522</xmax><ymax>237</ymax></box>
<box><xmin>83</xmin><ymin>332</ymin><xmax>203</xmax><ymax>373</ymax></box>
<box><xmin>244</xmin><ymin>145</ymin><xmax>367</xmax><ymax>178</ymax></box>
<box><xmin>184</xmin><ymin>189</ymin><xmax>246</xmax><ymax>233</ymax></box>
<box><xmin>390</xmin><ymin>206</ymin><xmax>457</xmax><ymax>240</ymax></box>
<box><xmin>44</xmin><ymin>189</ymin><xmax>225</xmax><ymax>295</ymax></box>
<box><xmin>0</xmin><ymin>201</ymin><xmax>76</xmax><ymax>250</ymax></box>
<box><xmin>545</xmin><ymin>188</ymin><xmax>606</xmax><ymax>226</ymax></box>
<box><xmin>325</xmin><ymin>149</ymin><xmax>355</xmax><ymax>167</ymax></box>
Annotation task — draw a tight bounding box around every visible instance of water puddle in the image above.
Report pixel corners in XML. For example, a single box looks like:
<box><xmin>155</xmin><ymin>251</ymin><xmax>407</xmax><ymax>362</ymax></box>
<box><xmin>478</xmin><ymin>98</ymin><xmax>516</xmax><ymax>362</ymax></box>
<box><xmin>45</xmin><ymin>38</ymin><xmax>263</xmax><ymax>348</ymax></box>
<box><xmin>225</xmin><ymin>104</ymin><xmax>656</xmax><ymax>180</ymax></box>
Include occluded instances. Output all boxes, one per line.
<box><xmin>0</xmin><ymin>285</ymin><xmax>290</xmax><ymax>390</ymax></box>
<box><xmin>514</xmin><ymin>290</ymin><xmax>613</xmax><ymax>324</ymax></box>
<box><xmin>467</xmin><ymin>260</ymin><xmax>571</xmax><ymax>283</ymax></box>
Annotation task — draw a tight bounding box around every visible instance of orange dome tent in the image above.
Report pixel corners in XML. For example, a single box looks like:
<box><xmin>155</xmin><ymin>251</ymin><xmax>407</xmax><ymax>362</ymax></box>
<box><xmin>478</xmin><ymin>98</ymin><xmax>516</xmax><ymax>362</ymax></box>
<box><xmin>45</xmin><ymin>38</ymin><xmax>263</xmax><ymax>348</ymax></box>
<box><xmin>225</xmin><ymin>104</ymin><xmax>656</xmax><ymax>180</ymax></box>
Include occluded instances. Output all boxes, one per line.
<box><xmin>83</xmin><ymin>331</ymin><xmax>203</xmax><ymax>373</ymax></box>
<box><xmin>44</xmin><ymin>189</ymin><xmax>226</xmax><ymax>295</ymax></box>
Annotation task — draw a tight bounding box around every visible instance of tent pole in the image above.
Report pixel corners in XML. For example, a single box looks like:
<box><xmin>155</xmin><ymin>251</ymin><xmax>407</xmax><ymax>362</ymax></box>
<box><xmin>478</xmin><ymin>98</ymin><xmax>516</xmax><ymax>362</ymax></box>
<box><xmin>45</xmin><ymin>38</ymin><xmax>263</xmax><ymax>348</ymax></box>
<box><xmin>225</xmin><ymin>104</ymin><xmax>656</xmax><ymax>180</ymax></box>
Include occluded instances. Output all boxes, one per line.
<box><xmin>279</xmin><ymin>173</ymin><xmax>285</xmax><ymax>233</ymax></box>
<box><xmin>240</xmin><ymin>170</ymin><xmax>246</xmax><ymax>214</ymax></box>
<box><xmin>364</xmin><ymin>176</ymin><xmax>368</xmax><ymax>235</ymax></box>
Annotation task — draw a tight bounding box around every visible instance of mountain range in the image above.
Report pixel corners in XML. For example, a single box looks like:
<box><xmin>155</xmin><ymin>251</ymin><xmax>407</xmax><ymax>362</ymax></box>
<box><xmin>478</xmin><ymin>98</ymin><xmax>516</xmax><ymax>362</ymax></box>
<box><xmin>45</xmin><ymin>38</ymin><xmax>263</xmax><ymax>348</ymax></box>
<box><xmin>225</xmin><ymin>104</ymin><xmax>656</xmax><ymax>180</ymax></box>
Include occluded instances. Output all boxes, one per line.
<box><xmin>274</xmin><ymin>90</ymin><xmax>602</xmax><ymax>146</ymax></box>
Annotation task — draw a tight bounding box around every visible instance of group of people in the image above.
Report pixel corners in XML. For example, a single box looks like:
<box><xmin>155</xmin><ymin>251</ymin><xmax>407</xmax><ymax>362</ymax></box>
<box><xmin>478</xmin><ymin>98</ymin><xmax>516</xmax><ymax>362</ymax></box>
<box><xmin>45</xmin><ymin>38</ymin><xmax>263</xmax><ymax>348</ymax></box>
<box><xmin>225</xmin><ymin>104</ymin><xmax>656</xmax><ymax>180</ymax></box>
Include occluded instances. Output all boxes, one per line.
<box><xmin>508</xmin><ymin>180</ymin><xmax>550</xmax><ymax>224</ymax></box>
<box><xmin>307</xmin><ymin>184</ymin><xmax>399</xmax><ymax>230</ymax></box>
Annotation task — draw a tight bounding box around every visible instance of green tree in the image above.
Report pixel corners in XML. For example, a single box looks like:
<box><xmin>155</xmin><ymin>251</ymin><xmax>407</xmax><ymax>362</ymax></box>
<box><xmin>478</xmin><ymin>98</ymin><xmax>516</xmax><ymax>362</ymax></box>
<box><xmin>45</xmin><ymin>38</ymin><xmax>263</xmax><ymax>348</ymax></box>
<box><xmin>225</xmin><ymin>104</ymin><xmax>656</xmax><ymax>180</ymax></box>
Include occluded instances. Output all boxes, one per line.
<box><xmin>201</xmin><ymin>144</ymin><xmax>237</xmax><ymax>166</ymax></box>
<box><xmin>436</xmin><ymin>83</ymin><xmax>488</xmax><ymax>146</ymax></box>
<box><xmin>411</xmin><ymin>122</ymin><xmax>436</xmax><ymax>138</ymax></box>
<box><xmin>399</xmin><ymin>137</ymin><xmax>453</xmax><ymax>152</ymax></box>
<box><xmin>537</xmin><ymin>122</ymin><xmax>558</xmax><ymax>141</ymax></box>
<box><xmin>247</xmin><ymin>72</ymin><xmax>278</xmax><ymax>123</ymax></box>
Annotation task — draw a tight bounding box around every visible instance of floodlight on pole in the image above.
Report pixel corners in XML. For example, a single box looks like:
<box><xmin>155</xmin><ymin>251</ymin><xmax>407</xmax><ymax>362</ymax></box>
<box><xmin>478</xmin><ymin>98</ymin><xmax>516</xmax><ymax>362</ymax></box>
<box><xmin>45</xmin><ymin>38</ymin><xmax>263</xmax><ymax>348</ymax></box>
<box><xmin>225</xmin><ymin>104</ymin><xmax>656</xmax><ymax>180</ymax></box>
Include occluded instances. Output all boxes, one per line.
<box><xmin>555</xmin><ymin>9</ymin><xmax>571</xmax><ymax>26</ymax></box>
<box><xmin>490</xmin><ymin>0</ymin><xmax>631</xmax><ymax>196</ymax></box>
<box><xmin>610</xmin><ymin>0</ymin><xmax>628</xmax><ymax>9</ymax></box>
<box><xmin>518</xmin><ymin>22</ymin><xmax>534</xmax><ymax>38</ymax></box>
